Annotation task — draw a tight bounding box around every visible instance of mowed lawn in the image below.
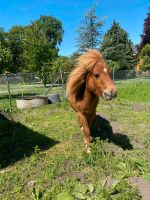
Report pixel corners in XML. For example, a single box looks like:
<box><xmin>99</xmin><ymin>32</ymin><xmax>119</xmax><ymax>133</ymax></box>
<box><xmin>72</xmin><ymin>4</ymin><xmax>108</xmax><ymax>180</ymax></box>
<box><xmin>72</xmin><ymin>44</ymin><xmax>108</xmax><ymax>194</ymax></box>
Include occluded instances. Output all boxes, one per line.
<box><xmin>0</xmin><ymin>80</ymin><xmax>150</xmax><ymax>200</ymax></box>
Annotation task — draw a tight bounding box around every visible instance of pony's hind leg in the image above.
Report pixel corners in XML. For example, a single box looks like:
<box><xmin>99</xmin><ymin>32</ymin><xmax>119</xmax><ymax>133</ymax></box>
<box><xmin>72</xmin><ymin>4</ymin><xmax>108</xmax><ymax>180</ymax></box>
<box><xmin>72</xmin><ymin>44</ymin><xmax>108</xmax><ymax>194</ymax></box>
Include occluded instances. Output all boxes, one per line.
<box><xmin>77</xmin><ymin>112</ymin><xmax>91</xmax><ymax>154</ymax></box>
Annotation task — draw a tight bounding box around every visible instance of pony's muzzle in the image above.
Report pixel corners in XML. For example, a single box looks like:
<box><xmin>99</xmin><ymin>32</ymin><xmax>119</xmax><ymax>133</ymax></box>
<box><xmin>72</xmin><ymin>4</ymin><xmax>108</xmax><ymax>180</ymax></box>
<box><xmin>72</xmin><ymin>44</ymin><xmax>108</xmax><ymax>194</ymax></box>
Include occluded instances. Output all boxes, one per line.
<box><xmin>103</xmin><ymin>90</ymin><xmax>117</xmax><ymax>100</ymax></box>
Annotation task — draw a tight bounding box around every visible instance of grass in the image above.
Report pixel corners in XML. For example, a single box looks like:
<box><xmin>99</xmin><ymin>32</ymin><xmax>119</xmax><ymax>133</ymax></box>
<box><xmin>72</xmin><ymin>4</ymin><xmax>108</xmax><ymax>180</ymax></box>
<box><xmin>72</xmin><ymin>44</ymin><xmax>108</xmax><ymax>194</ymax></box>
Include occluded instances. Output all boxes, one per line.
<box><xmin>0</xmin><ymin>80</ymin><xmax>150</xmax><ymax>199</ymax></box>
<box><xmin>116</xmin><ymin>79</ymin><xmax>150</xmax><ymax>102</ymax></box>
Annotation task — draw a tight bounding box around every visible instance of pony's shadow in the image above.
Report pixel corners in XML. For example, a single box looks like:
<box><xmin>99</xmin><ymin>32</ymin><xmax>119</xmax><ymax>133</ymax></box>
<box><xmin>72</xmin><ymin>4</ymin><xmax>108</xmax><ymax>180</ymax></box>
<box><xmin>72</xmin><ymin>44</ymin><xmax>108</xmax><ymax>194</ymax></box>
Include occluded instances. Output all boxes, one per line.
<box><xmin>91</xmin><ymin>115</ymin><xmax>133</xmax><ymax>150</ymax></box>
<box><xmin>0</xmin><ymin>112</ymin><xmax>59</xmax><ymax>169</ymax></box>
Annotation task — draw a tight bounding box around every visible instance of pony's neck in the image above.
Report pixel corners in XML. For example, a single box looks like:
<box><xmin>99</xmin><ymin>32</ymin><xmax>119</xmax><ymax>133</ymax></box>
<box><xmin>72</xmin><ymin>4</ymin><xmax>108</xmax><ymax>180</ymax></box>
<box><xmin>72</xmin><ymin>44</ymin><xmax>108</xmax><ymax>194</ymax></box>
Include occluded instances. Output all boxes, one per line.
<box><xmin>84</xmin><ymin>87</ymin><xmax>97</xmax><ymax>102</ymax></box>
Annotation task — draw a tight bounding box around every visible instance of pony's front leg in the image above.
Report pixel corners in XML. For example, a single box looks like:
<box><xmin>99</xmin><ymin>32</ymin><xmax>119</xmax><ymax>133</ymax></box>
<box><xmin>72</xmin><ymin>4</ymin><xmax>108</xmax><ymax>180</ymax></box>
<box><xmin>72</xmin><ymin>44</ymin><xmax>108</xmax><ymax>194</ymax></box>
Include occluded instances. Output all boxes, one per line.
<box><xmin>77</xmin><ymin>112</ymin><xmax>91</xmax><ymax>154</ymax></box>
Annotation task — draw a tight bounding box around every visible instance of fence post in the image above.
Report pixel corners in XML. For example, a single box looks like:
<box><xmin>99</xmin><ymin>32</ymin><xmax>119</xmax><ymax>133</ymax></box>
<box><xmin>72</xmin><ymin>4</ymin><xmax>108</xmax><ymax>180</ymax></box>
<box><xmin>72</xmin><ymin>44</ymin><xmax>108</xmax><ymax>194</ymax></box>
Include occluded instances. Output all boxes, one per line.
<box><xmin>59</xmin><ymin>68</ymin><xmax>64</xmax><ymax>85</ymax></box>
<box><xmin>6</xmin><ymin>73</ymin><xmax>12</xmax><ymax>111</ymax></box>
<box><xmin>113</xmin><ymin>69</ymin><xmax>115</xmax><ymax>81</ymax></box>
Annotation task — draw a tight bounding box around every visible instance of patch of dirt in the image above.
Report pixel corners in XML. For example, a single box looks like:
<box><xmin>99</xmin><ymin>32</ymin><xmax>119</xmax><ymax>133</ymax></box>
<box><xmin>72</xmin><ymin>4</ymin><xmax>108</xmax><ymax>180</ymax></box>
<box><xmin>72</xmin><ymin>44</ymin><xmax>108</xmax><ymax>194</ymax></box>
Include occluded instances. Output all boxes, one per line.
<box><xmin>54</xmin><ymin>159</ymin><xmax>87</xmax><ymax>183</ymax></box>
<box><xmin>105</xmin><ymin>177</ymin><xmax>118</xmax><ymax>188</ymax></box>
<box><xmin>111</xmin><ymin>122</ymin><xmax>125</xmax><ymax>134</ymax></box>
<box><xmin>55</xmin><ymin>171</ymin><xmax>87</xmax><ymax>183</ymax></box>
<box><xmin>132</xmin><ymin>104</ymin><xmax>147</xmax><ymax>112</ymax></box>
<box><xmin>130</xmin><ymin>177</ymin><xmax>150</xmax><ymax>200</ymax></box>
<box><xmin>71</xmin><ymin>171</ymin><xmax>87</xmax><ymax>182</ymax></box>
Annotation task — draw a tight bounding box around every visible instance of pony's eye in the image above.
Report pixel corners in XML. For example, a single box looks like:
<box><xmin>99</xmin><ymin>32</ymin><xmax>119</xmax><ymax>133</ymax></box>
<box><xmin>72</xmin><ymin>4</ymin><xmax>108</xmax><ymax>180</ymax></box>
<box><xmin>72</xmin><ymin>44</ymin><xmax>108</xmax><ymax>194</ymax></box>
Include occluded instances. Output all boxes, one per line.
<box><xmin>94</xmin><ymin>74</ymin><xmax>99</xmax><ymax>79</ymax></box>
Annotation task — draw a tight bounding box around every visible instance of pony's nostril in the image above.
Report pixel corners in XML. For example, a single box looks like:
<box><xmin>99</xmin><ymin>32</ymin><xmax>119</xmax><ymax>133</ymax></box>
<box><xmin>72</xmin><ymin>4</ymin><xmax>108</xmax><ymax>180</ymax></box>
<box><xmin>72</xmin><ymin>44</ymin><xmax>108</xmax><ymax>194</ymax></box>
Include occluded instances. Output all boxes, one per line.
<box><xmin>111</xmin><ymin>91</ymin><xmax>117</xmax><ymax>98</ymax></box>
<box><xmin>104</xmin><ymin>92</ymin><xmax>110</xmax><ymax>97</ymax></box>
<box><xmin>103</xmin><ymin>90</ymin><xmax>117</xmax><ymax>100</ymax></box>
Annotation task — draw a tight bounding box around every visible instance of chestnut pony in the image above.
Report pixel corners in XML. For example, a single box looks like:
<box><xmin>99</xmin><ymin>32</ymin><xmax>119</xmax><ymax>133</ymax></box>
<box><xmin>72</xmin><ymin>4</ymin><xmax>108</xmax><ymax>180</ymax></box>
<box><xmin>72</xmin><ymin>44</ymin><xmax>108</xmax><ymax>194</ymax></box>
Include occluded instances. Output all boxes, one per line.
<box><xmin>66</xmin><ymin>49</ymin><xmax>117</xmax><ymax>153</ymax></box>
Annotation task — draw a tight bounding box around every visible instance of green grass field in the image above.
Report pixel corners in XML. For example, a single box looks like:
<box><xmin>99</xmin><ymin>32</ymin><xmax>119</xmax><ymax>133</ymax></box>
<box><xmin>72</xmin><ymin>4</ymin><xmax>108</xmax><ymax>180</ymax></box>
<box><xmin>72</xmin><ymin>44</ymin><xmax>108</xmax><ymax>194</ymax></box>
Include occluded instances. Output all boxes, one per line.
<box><xmin>0</xmin><ymin>80</ymin><xmax>150</xmax><ymax>199</ymax></box>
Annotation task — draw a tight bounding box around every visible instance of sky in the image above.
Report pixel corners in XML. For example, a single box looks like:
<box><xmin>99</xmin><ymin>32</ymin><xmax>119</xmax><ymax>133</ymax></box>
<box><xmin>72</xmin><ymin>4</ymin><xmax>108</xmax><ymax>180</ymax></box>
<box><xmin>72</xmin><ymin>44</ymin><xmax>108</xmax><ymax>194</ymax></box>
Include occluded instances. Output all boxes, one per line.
<box><xmin>0</xmin><ymin>0</ymin><xmax>149</xmax><ymax>56</ymax></box>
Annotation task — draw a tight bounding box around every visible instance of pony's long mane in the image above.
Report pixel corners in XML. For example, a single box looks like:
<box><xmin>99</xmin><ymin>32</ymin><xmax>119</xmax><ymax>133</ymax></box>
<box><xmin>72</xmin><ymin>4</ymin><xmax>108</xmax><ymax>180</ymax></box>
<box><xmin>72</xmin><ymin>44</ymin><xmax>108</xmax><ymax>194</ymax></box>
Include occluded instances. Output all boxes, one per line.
<box><xmin>66</xmin><ymin>49</ymin><xmax>103</xmax><ymax>98</ymax></box>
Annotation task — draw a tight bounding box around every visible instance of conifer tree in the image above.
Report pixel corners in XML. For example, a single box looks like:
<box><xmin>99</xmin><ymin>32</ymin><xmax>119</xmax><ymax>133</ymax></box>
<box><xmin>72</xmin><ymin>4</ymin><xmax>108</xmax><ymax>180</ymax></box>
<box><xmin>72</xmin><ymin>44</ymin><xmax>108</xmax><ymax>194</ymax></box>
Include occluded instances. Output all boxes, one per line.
<box><xmin>100</xmin><ymin>21</ymin><xmax>136</xmax><ymax>69</ymax></box>
<box><xmin>76</xmin><ymin>6</ymin><xmax>103</xmax><ymax>52</ymax></box>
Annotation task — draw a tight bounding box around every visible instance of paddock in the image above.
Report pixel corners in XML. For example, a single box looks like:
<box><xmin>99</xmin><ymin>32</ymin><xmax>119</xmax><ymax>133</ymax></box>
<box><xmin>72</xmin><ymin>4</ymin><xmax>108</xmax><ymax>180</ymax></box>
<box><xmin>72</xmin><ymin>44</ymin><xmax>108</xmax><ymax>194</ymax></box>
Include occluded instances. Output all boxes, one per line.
<box><xmin>0</xmin><ymin>78</ymin><xmax>150</xmax><ymax>199</ymax></box>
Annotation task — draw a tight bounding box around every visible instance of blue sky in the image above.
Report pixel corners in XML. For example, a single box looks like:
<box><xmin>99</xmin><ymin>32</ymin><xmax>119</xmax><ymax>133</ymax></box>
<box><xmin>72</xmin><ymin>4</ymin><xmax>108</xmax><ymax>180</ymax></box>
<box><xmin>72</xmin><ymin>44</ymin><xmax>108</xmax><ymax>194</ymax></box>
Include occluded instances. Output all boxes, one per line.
<box><xmin>0</xmin><ymin>0</ymin><xmax>149</xmax><ymax>56</ymax></box>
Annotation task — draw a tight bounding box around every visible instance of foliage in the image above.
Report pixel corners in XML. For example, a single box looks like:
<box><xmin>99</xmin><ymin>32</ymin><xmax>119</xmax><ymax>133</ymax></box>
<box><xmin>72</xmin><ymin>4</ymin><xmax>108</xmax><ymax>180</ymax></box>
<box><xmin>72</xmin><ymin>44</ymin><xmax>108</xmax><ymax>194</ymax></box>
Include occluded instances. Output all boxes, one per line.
<box><xmin>140</xmin><ymin>8</ymin><xmax>150</xmax><ymax>49</ymax></box>
<box><xmin>138</xmin><ymin>44</ymin><xmax>150</xmax><ymax>69</ymax></box>
<box><xmin>76</xmin><ymin>5</ymin><xmax>104</xmax><ymax>52</ymax></box>
<box><xmin>7</xmin><ymin>26</ymin><xmax>26</xmax><ymax>72</ymax></box>
<box><xmin>0</xmin><ymin>27</ymin><xmax>7</xmax><ymax>47</ymax></box>
<box><xmin>68</xmin><ymin>51</ymin><xmax>81</xmax><ymax>69</ymax></box>
<box><xmin>40</xmin><ymin>61</ymin><xmax>53</xmax><ymax>87</ymax></box>
<box><xmin>0</xmin><ymin>27</ymin><xmax>12</xmax><ymax>73</ymax></box>
<box><xmin>0</xmin><ymin>44</ymin><xmax>12</xmax><ymax>74</ymax></box>
<box><xmin>100</xmin><ymin>20</ymin><xmax>136</xmax><ymax>69</ymax></box>
<box><xmin>0</xmin><ymin>15</ymin><xmax>64</xmax><ymax>76</ymax></box>
<box><xmin>70</xmin><ymin>51</ymin><xmax>81</xmax><ymax>61</ymax></box>
<box><xmin>23</xmin><ymin>16</ymin><xmax>64</xmax><ymax>72</ymax></box>
<box><xmin>51</xmin><ymin>56</ymin><xmax>72</xmax><ymax>73</ymax></box>
<box><xmin>141</xmin><ymin>43</ymin><xmax>150</xmax><ymax>57</ymax></box>
<box><xmin>105</xmin><ymin>60</ymin><xmax>120</xmax><ymax>70</ymax></box>
<box><xmin>21</xmin><ymin>16</ymin><xmax>64</xmax><ymax>85</ymax></box>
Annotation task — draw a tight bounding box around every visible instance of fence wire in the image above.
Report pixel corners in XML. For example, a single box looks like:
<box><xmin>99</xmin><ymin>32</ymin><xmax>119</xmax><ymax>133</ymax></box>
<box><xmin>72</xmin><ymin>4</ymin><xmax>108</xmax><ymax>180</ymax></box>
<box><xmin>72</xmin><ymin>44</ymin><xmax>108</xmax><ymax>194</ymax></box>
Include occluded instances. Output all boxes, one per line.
<box><xmin>0</xmin><ymin>70</ymin><xmax>150</xmax><ymax>111</ymax></box>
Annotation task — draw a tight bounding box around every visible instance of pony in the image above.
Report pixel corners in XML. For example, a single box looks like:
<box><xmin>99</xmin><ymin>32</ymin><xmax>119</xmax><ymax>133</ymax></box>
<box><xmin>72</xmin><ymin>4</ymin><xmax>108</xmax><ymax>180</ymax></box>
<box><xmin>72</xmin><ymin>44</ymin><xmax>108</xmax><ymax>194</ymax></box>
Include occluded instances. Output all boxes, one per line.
<box><xmin>66</xmin><ymin>49</ymin><xmax>117</xmax><ymax>153</ymax></box>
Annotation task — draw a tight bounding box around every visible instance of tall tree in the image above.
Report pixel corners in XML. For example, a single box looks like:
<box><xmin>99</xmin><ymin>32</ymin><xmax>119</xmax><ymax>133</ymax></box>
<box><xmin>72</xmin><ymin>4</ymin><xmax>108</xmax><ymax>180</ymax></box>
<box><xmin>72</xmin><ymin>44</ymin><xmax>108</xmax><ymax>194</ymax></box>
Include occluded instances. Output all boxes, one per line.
<box><xmin>0</xmin><ymin>27</ymin><xmax>12</xmax><ymax>73</ymax></box>
<box><xmin>0</xmin><ymin>44</ymin><xmax>12</xmax><ymax>74</ymax></box>
<box><xmin>0</xmin><ymin>27</ymin><xmax>7</xmax><ymax>47</ymax></box>
<box><xmin>140</xmin><ymin>8</ymin><xmax>150</xmax><ymax>49</ymax></box>
<box><xmin>76</xmin><ymin>5</ymin><xmax>103</xmax><ymax>52</ymax></box>
<box><xmin>23</xmin><ymin>15</ymin><xmax>64</xmax><ymax>86</ymax></box>
<box><xmin>7</xmin><ymin>26</ymin><xmax>25</xmax><ymax>72</ymax></box>
<box><xmin>100</xmin><ymin>20</ymin><xmax>136</xmax><ymax>70</ymax></box>
<box><xmin>23</xmin><ymin>16</ymin><xmax>63</xmax><ymax>71</ymax></box>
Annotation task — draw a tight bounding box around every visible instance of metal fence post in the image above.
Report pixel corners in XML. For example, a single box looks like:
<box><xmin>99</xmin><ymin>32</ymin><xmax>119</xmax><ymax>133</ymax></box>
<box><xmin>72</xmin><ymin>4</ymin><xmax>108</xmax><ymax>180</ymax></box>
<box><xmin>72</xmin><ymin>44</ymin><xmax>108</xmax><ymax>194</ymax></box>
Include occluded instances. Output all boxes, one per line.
<box><xmin>113</xmin><ymin>69</ymin><xmax>115</xmax><ymax>81</ymax></box>
<box><xmin>6</xmin><ymin>73</ymin><xmax>12</xmax><ymax>111</ymax></box>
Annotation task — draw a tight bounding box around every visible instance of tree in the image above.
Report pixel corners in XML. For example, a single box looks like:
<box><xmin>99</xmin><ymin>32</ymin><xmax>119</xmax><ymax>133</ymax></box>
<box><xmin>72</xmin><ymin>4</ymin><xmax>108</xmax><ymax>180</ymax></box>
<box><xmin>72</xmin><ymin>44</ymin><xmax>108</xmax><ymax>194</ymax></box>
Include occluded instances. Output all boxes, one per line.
<box><xmin>7</xmin><ymin>26</ymin><xmax>26</xmax><ymax>72</ymax></box>
<box><xmin>0</xmin><ymin>28</ymin><xmax>12</xmax><ymax>73</ymax></box>
<box><xmin>76</xmin><ymin>5</ymin><xmax>104</xmax><ymax>52</ymax></box>
<box><xmin>140</xmin><ymin>8</ymin><xmax>150</xmax><ymax>49</ymax></box>
<box><xmin>100</xmin><ymin>20</ymin><xmax>136</xmax><ymax>70</ymax></box>
<box><xmin>22</xmin><ymin>15</ymin><xmax>64</xmax><ymax>86</ymax></box>
<box><xmin>0</xmin><ymin>44</ymin><xmax>12</xmax><ymax>74</ymax></box>
<box><xmin>52</xmin><ymin>56</ymin><xmax>72</xmax><ymax>73</ymax></box>
<box><xmin>68</xmin><ymin>51</ymin><xmax>81</xmax><ymax>69</ymax></box>
<box><xmin>138</xmin><ymin>44</ymin><xmax>150</xmax><ymax>70</ymax></box>
<box><xmin>0</xmin><ymin>27</ymin><xmax>7</xmax><ymax>47</ymax></box>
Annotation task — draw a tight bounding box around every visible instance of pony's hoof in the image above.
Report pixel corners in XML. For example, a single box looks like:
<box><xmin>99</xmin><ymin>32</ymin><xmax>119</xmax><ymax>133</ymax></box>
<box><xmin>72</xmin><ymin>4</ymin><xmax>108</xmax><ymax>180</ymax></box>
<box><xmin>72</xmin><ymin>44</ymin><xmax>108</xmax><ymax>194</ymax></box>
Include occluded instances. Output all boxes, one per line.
<box><xmin>86</xmin><ymin>147</ymin><xmax>91</xmax><ymax>154</ymax></box>
<box><xmin>85</xmin><ymin>144</ymin><xmax>91</xmax><ymax>154</ymax></box>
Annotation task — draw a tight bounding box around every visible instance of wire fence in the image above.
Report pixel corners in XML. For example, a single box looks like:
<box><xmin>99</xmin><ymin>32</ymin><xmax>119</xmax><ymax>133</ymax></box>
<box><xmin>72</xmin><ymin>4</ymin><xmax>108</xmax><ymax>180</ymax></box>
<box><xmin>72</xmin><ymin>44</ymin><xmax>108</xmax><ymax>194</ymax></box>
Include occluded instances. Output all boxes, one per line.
<box><xmin>0</xmin><ymin>69</ymin><xmax>150</xmax><ymax>111</ymax></box>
